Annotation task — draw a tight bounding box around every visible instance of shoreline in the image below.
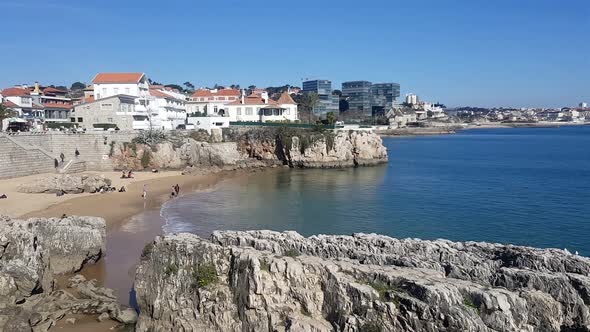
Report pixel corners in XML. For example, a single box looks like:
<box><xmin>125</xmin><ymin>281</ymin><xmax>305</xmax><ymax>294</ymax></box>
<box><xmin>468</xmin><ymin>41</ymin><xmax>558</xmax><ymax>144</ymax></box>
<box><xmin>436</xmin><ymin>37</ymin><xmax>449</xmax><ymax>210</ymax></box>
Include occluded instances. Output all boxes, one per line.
<box><xmin>376</xmin><ymin>121</ymin><xmax>588</xmax><ymax>137</ymax></box>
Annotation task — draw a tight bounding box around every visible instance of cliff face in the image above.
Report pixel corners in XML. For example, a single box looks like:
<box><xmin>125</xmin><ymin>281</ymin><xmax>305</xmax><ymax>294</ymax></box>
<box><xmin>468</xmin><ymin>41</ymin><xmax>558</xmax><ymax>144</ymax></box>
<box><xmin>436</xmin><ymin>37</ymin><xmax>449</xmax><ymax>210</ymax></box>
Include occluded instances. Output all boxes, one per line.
<box><xmin>135</xmin><ymin>230</ymin><xmax>590</xmax><ymax>332</ymax></box>
<box><xmin>110</xmin><ymin>129</ymin><xmax>388</xmax><ymax>171</ymax></box>
<box><xmin>0</xmin><ymin>216</ymin><xmax>136</xmax><ymax>331</ymax></box>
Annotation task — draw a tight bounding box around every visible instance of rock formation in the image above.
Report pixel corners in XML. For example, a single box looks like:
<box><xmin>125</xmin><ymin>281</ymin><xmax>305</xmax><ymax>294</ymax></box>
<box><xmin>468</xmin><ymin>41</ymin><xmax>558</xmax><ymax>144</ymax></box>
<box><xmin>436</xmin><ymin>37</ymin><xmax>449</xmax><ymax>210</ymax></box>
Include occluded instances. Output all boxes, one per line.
<box><xmin>17</xmin><ymin>174</ymin><xmax>112</xmax><ymax>194</ymax></box>
<box><xmin>0</xmin><ymin>216</ymin><xmax>136</xmax><ymax>331</ymax></box>
<box><xmin>135</xmin><ymin>230</ymin><xmax>590</xmax><ymax>332</ymax></box>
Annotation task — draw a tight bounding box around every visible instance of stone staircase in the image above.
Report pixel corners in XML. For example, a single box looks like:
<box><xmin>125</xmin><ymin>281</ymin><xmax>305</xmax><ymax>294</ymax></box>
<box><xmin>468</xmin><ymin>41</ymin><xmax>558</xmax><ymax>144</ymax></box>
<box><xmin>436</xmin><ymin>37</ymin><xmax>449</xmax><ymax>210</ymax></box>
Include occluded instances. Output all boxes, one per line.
<box><xmin>0</xmin><ymin>135</ymin><xmax>56</xmax><ymax>179</ymax></box>
<box><xmin>58</xmin><ymin>159</ymin><xmax>87</xmax><ymax>174</ymax></box>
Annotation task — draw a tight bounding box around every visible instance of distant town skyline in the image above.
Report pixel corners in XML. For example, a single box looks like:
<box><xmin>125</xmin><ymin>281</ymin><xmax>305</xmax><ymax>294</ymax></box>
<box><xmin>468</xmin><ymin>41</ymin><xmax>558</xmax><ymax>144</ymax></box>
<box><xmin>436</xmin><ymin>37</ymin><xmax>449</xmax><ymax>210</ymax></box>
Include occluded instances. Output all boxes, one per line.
<box><xmin>0</xmin><ymin>0</ymin><xmax>588</xmax><ymax>108</ymax></box>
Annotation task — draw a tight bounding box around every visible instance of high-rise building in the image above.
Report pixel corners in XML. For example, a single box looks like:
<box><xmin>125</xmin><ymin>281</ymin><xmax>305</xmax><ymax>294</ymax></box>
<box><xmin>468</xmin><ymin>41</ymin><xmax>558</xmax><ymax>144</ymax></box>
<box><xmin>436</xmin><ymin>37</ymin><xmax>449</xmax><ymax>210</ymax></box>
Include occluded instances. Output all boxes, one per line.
<box><xmin>302</xmin><ymin>79</ymin><xmax>339</xmax><ymax>116</ymax></box>
<box><xmin>342</xmin><ymin>81</ymin><xmax>372</xmax><ymax>114</ymax></box>
<box><xmin>405</xmin><ymin>93</ymin><xmax>418</xmax><ymax>105</ymax></box>
<box><xmin>580</xmin><ymin>102</ymin><xmax>588</xmax><ymax>108</ymax></box>
<box><xmin>371</xmin><ymin>83</ymin><xmax>400</xmax><ymax>116</ymax></box>
<box><xmin>342</xmin><ymin>81</ymin><xmax>401</xmax><ymax>116</ymax></box>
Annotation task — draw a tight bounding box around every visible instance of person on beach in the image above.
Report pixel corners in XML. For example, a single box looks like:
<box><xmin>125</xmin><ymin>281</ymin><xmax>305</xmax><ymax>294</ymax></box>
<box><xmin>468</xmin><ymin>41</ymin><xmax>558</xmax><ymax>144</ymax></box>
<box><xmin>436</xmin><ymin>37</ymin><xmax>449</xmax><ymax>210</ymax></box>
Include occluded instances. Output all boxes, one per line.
<box><xmin>174</xmin><ymin>184</ymin><xmax>180</xmax><ymax>196</ymax></box>
<box><xmin>119</xmin><ymin>186</ymin><xmax>126</xmax><ymax>192</ymax></box>
<box><xmin>121</xmin><ymin>171</ymin><xmax>127</xmax><ymax>179</ymax></box>
<box><xmin>128</xmin><ymin>170</ymin><xmax>134</xmax><ymax>178</ymax></box>
<box><xmin>59</xmin><ymin>153</ymin><xmax>65</xmax><ymax>163</ymax></box>
<box><xmin>54</xmin><ymin>158</ymin><xmax>59</xmax><ymax>169</ymax></box>
<box><xmin>142</xmin><ymin>184</ymin><xmax>148</xmax><ymax>199</ymax></box>
<box><xmin>75</xmin><ymin>148</ymin><xmax>80</xmax><ymax>158</ymax></box>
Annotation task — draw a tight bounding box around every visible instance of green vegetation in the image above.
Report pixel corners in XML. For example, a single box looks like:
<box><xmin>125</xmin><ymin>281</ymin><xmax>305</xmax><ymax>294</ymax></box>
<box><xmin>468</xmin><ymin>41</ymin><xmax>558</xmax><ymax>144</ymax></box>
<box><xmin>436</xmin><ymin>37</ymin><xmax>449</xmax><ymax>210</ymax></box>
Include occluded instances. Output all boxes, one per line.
<box><xmin>360</xmin><ymin>321</ymin><xmax>383</xmax><ymax>332</ymax></box>
<box><xmin>463</xmin><ymin>296</ymin><xmax>480</xmax><ymax>314</ymax></box>
<box><xmin>368</xmin><ymin>281</ymin><xmax>400</xmax><ymax>302</ymax></box>
<box><xmin>284</xmin><ymin>249</ymin><xmax>300</xmax><ymax>258</ymax></box>
<box><xmin>0</xmin><ymin>104</ymin><xmax>16</xmax><ymax>131</ymax></box>
<box><xmin>140</xmin><ymin>150</ymin><xmax>151</xmax><ymax>168</ymax></box>
<box><xmin>46</xmin><ymin>122</ymin><xmax>76</xmax><ymax>129</ymax></box>
<box><xmin>326</xmin><ymin>112</ymin><xmax>337</xmax><ymax>125</ymax></box>
<box><xmin>141</xmin><ymin>242</ymin><xmax>154</xmax><ymax>259</ymax></box>
<box><xmin>164</xmin><ymin>263</ymin><xmax>178</xmax><ymax>276</ymax></box>
<box><xmin>191</xmin><ymin>263</ymin><xmax>218</xmax><ymax>289</ymax></box>
<box><xmin>259</xmin><ymin>259</ymin><xmax>270</xmax><ymax>272</ymax></box>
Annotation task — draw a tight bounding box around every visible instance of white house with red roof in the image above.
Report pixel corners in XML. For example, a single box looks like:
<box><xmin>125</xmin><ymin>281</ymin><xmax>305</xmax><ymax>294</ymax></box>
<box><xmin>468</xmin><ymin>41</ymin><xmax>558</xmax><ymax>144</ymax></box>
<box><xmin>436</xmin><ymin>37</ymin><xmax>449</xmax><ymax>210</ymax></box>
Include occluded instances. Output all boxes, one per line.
<box><xmin>187</xmin><ymin>88</ymin><xmax>240</xmax><ymax>117</ymax></box>
<box><xmin>225</xmin><ymin>90</ymin><xmax>298</xmax><ymax>122</ymax></box>
<box><xmin>92</xmin><ymin>73</ymin><xmax>149</xmax><ymax>100</ymax></box>
<box><xmin>148</xmin><ymin>87</ymin><xmax>187</xmax><ymax>130</ymax></box>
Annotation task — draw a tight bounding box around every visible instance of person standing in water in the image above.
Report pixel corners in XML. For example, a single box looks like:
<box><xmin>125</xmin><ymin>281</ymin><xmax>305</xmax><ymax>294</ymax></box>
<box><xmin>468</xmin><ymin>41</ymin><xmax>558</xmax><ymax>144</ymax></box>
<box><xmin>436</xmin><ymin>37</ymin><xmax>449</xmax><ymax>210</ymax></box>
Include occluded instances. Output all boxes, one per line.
<box><xmin>142</xmin><ymin>184</ymin><xmax>148</xmax><ymax>199</ymax></box>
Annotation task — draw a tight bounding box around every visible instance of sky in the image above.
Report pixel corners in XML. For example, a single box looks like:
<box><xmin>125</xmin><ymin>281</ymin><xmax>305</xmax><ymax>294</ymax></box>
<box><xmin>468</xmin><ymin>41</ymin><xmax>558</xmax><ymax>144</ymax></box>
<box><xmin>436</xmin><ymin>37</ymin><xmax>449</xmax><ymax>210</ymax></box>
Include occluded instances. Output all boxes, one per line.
<box><xmin>0</xmin><ymin>0</ymin><xmax>588</xmax><ymax>108</ymax></box>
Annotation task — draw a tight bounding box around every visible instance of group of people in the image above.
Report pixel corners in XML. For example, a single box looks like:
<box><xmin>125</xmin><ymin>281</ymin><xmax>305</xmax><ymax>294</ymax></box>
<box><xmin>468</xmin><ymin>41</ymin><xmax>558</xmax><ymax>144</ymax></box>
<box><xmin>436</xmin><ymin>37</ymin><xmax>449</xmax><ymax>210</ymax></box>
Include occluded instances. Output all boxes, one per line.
<box><xmin>121</xmin><ymin>170</ymin><xmax>134</xmax><ymax>179</ymax></box>
<box><xmin>53</xmin><ymin>149</ymin><xmax>80</xmax><ymax>169</ymax></box>
<box><xmin>170</xmin><ymin>184</ymin><xmax>181</xmax><ymax>198</ymax></box>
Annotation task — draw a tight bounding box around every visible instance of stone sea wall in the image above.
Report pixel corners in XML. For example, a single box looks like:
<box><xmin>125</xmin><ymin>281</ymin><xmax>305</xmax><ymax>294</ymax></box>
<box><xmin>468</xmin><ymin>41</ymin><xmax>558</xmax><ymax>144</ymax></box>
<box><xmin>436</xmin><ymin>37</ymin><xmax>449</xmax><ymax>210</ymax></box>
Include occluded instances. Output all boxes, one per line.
<box><xmin>135</xmin><ymin>230</ymin><xmax>590</xmax><ymax>332</ymax></box>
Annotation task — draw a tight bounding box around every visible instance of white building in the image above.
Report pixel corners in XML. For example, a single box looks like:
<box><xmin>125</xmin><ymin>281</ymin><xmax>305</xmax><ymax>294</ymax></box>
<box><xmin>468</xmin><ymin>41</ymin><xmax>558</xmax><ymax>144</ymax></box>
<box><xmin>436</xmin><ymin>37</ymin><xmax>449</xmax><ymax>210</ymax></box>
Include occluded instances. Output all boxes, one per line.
<box><xmin>580</xmin><ymin>102</ymin><xmax>588</xmax><ymax>108</ymax></box>
<box><xmin>148</xmin><ymin>88</ymin><xmax>187</xmax><ymax>130</ymax></box>
<box><xmin>225</xmin><ymin>91</ymin><xmax>298</xmax><ymax>122</ymax></box>
<box><xmin>405</xmin><ymin>93</ymin><xmax>418</xmax><ymax>105</ymax></box>
<box><xmin>187</xmin><ymin>88</ymin><xmax>240</xmax><ymax>116</ymax></box>
<box><xmin>92</xmin><ymin>73</ymin><xmax>149</xmax><ymax>100</ymax></box>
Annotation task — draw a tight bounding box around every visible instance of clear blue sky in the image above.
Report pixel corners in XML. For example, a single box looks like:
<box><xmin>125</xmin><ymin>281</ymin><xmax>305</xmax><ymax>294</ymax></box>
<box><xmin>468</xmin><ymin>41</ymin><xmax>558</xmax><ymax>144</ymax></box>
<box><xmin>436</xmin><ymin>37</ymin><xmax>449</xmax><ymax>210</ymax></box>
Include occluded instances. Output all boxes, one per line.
<box><xmin>0</xmin><ymin>0</ymin><xmax>588</xmax><ymax>108</ymax></box>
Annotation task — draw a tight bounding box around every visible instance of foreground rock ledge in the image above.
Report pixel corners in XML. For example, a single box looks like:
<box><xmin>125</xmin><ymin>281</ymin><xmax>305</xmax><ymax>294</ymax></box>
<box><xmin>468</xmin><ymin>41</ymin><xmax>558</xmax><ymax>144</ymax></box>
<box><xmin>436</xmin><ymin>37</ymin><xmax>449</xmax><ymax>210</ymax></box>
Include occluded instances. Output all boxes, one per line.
<box><xmin>135</xmin><ymin>230</ymin><xmax>590</xmax><ymax>332</ymax></box>
<box><xmin>0</xmin><ymin>216</ymin><xmax>136</xmax><ymax>331</ymax></box>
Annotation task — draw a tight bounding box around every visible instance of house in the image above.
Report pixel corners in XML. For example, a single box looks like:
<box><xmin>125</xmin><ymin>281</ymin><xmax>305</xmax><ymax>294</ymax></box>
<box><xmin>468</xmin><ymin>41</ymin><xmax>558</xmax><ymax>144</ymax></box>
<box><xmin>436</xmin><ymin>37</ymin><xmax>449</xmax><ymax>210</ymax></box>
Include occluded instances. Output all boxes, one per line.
<box><xmin>0</xmin><ymin>86</ymin><xmax>44</xmax><ymax>127</ymax></box>
<box><xmin>148</xmin><ymin>88</ymin><xmax>187</xmax><ymax>130</ymax></box>
<box><xmin>225</xmin><ymin>91</ymin><xmax>298</xmax><ymax>122</ymax></box>
<box><xmin>92</xmin><ymin>73</ymin><xmax>149</xmax><ymax>100</ymax></box>
<box><xmin>187</xmin><ymin>88</ymin><xmax>240</xmax><ymax>117</ymax></box>
<box><xmin>31</xmin><ymin>83</ymin><xmax>73</xmax><ymax>123</ymax></box>
<box><xmin>73</xmin><ymin>94</ymin><xmax>146</xmax><ymax>130</ymax></box>
<box><xmin>386</xmin><ymin>107</ymin><xmax>417</xmax><ymax>128</ymax></box>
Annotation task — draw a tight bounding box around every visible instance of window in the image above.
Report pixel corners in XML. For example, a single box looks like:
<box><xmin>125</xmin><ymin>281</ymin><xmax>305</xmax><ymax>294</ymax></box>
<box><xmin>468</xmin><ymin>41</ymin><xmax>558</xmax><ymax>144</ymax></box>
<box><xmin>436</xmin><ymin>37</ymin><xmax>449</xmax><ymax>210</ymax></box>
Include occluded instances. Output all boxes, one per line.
<box><xmin>101</xmin><ymin>103</ymin><xmax>113</xmax><ymax>110</ymax></box>
<box><xmin>246</xmin><ymin>107</ymin><xmax>253</xmax><ymax>115</ymax></box>
<box><xmin>70</xmin><ymin>117</ymin><xmax>76</xmax><ymax>123</ymax></box>
<box><xmin>257</xmin><ymin>107</ymin><xmax>261</xmax><ymax>115</ymax></box>
<box><xmin>107</xmin><ymin>117</ymin><xmax>113</xmax><ymax>122</ymax></box>
<box><xmin>218</xmin><ymin>97</ymin><xmax>225</xmax><ymax>101</ymax></box>
<box><xmin>77</xmin><ymin>117</ymin><xmax>83</xmax><ymax>122</ymax></box>
<box><xmin>196</xmin><ymin>106</ymin><xmax>199</xmax><ymax>112</ymax></box>
<box><xmin>114</xmin><ymin>88</ymin><xmax>119</xmax><ymax>94</ymax></box>
<box><xmin>236</xmin><ymin>107</ymin><xmax>241</xmax><ymax>115</ymax></box>
<box><xmin>125</xmin><ymin>87</ymin><xmax>130</xmax><ymax>94</ymax></box>
<box><xmin>214</xmin><ymin>106</ymin><xmax>218</xmax><ymax>113</ymax></box>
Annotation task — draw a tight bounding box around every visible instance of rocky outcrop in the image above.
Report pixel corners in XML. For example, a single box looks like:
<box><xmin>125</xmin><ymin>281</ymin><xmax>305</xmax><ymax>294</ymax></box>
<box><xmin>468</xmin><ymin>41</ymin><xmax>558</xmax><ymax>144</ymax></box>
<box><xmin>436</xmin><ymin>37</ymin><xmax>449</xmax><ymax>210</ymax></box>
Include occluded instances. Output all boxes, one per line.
<box><xmin>135</xmin><ymin>230</ymin><xmax>590</xmax><ymax>332</ymax></box>
<box><xmin>17</xmin><ymin>174</ymin><xmax>112</xmax><ymax>194</ymax></box>
<box><xmin>111</xmin><ymin>129</ymin><xmax>388</xmax><ymax>171</ymax></box>
<box><xmin>0</xmin><ymin>216</ymin><xmax>136</xmax><ymax>331</ymax></box>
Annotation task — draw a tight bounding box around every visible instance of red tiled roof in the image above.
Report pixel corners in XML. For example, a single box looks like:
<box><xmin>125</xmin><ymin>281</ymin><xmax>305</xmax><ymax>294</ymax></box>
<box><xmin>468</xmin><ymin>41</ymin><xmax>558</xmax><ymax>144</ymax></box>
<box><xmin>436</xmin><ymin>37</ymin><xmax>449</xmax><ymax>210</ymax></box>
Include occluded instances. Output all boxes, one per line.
<box><xmin>228</xmin><ymin>95</ymin><xmax>278</xmax><ymax>105</ymax></box>
<box><xmin>191</xmin><ymin>89</ymin><xmax>240</xmax><ymax>97</ymax></box>
<box><xmin>43</xmin><ymin>87</ymin><xmax>67</xmax><ymax>94</ymax></box>
<box><xmin>2</xmin><ymin>100</ymin><xmax>18</xmax><ymax>108</ymax></box>
<box><xmin>276</xmin><ymin>91</ymin><xmax>296</xmax><ymax>105</ymax></box>
<box><xmin>43</xmin><ymin>102</ymin><xmax>73</xmax><ymax>109</ymax></box>
<box><xmin>92</xmin><ymin>73</ymin><xmax>144</xmax><ymax>84</ymax></box>
<box><xmin>149</xmin><ymin>89</ymin><xmax>175</xmax><ymax>99</ymax></box>
<box><xmin>1</xmin><ymin>87</ymin><xmax>30</xmax><ymax>97</ymax></box>
<box><xmin>150</xmin><ymin>84</ymin><xmax>164</xmax><ymax>89</ymax></box>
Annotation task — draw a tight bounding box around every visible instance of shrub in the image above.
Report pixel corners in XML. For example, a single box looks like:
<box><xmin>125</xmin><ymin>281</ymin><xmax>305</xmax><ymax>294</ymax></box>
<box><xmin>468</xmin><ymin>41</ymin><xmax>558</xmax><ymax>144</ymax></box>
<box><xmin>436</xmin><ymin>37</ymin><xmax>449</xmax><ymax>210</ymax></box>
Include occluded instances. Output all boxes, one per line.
<box><xmin>164</xmin><ymin>263</ymin><xmax>178</xmax><ymax>276</ymax></box>
<box><xmin>463</xmin><ymin>296</ymin><xmax>480</xmax><ymax>314</ymax></box>
<box><xmin>284</xmin><ymin>249</ymin><xmax>300</xmax><ymax>258</ymax></box>
<box><xmin>140</xmin><ymin>150</ymin><xmax>151</xmax><ymax>168</ymax></box>
<box><xmin>259</xmin><ymin>259</ymin><xmax>270</xmax><ymax>272</ymax></box>
<box><xmin>368</xmin><ymin>281</ymin><xmax>400</xmax><ymax>301</ymax></box>
<box><xmin>191</xmin><ymin>263</ymin><xmax>218</xmax><ymax>289</ymax></box>
<box><xmin>132</xmin><ymin>129</ymin><xmax>167</xmax><ymax>146</ymax></box>
<box><xmin>141</xmin><ymin>242</ymin><xmax>154</xmax><ymax>259</ymax></box>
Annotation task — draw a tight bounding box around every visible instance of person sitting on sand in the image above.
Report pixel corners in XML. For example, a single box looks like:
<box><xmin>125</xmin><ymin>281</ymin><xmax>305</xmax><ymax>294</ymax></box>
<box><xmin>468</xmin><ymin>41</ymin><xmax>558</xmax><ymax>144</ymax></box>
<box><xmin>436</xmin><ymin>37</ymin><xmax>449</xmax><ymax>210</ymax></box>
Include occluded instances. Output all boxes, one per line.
<box><xmin>119</xmin><ymin>186</ymin><xmax>126</xmax><ymax>192</ymax></box>
<box><xmin>61</xmin><ymin>214</ymin><xmax>67</xmax><ymax>218</ymax></box>
<box><xmin>121</xmin><ymin>171</ymin><xmax>127</xmax><ymax>179</ymax></box>
<box><xmin>170</xmin><ymin>191</ymin><xmax>176</xmax><ymax>198</ymax></box>
<box><xmin>0</xmin><ymin>194</ymin><xmax>7</xmax><ymax>199</ymax></box>
<box><xmin>151</xmin><ymin>169</ymin><xmax>159</xmax><ymax>173</ymax></box>
<box><xmin>128</xmin><ymin>170</ymin><xmax>134</xmax><ymax>178</ymax></box>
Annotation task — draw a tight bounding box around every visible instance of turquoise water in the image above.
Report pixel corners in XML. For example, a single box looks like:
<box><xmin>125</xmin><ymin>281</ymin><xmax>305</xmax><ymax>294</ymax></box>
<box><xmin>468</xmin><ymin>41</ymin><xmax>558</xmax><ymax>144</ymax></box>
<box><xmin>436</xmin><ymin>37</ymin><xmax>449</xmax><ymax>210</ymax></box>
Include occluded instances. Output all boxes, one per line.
<box><xmin>162</xmin><ymin>126</ymin><xmax>590</xmax><ymax>255</ymax></box>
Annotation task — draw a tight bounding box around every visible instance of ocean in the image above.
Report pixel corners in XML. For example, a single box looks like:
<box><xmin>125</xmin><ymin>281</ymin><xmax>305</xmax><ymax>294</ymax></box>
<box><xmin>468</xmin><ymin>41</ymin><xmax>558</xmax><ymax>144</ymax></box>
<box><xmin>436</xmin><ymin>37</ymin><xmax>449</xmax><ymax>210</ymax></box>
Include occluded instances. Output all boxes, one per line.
<box><xmin>162</xmin><ymin>126</ymin><xmax>590</xmax><ymax>255</ymax></box>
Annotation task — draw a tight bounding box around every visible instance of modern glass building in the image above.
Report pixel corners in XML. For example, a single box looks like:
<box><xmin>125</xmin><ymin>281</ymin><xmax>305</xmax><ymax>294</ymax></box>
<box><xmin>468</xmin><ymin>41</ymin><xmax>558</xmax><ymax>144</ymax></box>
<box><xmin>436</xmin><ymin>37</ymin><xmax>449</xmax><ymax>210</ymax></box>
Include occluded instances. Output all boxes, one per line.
<box><xmin>342</xmin><ymin>81</ymin><xmax>401</xmax><ymax>116</ymax></box>
<box><xmin>302</xmin><ymin>79</ymin><xmax>339</xmax><ymax>116</ymax></box>
<box><xmin>342</xmin><ymin>81</ymin><xmax>372</xmax><ymax>114</ymax></box>
<box><xmin>371</xmin><ymin>83</ymin><xmax>400</xmax><ymax>116</ymax></box>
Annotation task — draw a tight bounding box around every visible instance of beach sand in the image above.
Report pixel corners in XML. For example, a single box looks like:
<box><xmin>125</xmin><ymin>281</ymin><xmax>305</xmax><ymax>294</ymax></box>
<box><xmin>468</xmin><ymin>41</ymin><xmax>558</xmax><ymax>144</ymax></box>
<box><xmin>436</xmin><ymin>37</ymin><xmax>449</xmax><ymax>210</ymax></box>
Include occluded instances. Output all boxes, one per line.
<box><xmin>1</xmin><ymin>169</ymin><xmax>238</xmax><ymax>331</ymax></box>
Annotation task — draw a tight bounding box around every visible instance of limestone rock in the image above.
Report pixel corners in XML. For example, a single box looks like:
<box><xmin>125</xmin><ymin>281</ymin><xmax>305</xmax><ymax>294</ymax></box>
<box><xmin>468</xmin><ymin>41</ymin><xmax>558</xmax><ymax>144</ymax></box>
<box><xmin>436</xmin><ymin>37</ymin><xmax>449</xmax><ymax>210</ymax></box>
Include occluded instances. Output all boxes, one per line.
<box><xmin>17</xmin><ymin>174</ymin><xmax>112</xmax><ymax>194</ymax></box>
<box><xmin>179</xmin><ymin>139</ymin><xmax>243</xmax><ymax>167</ymax></box>
<box><xmin>134</xmin><ymin>231</ymin><xmax>590</xmax><ymax>332</ymax></box>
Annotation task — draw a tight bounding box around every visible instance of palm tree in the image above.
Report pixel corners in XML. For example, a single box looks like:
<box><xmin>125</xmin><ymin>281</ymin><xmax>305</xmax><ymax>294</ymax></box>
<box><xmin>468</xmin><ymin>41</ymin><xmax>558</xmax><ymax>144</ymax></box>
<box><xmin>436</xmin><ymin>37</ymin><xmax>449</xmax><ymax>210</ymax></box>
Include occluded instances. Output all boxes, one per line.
<box><xmin>301</xmin><ymin>93</ymin><xmax>320</xmax><ymax>125</ymax></box>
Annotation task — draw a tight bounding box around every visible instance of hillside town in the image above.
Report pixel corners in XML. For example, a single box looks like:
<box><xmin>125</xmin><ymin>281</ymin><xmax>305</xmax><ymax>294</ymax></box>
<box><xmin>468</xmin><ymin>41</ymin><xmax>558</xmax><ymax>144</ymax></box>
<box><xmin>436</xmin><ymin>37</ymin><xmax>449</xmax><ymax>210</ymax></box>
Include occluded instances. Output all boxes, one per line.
<box><xmin>1</xmin><ymin>72</ymin><xmax>588</xmax><ymax>133</ymax></box>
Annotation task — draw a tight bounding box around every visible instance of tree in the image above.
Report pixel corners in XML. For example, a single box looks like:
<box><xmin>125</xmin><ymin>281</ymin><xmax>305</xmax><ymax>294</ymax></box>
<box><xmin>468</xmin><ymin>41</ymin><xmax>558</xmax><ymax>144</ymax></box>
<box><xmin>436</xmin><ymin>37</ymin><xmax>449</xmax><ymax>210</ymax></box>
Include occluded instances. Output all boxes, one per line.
<box><xmin>0</xmin><ymin>104</ymin><xmax>16</xmax><ymax>131</ymax></box>
<box><xmin>326</xmin><ymin>112</ymin><xmax>337</xmax><ymax>125</ymax></box>
<box><xmin>183</xmin><ymin>81</ymin><xmax>195</xmax><ymax>92</ymax></box>
<box><xmin>164</xmin><ymin>84</ymin><xmax>184</xmax><ymax>92</ymax></box>
<box><xmin>332</xmin><ymin>89</ymin><xmax>342</xmax><ymax>97</ymax></box>
<box><xmin>230</xmin><ymin>84</ymin><xmax>240</xmax><ymax>90</ymax></box>
<box><xmin>339</xmin><ymin>99</ymin><xmax>349</xmax><ymax>113</ymax></box>
<box><xmin>70</xmin><ymin>82</ymin><xmax>86</xmax><ymax>90</ymax></box>
<box><xmin>300</xmin><ymin>92</ymin><xmax>320</xmax><ymax>125</ymax></box>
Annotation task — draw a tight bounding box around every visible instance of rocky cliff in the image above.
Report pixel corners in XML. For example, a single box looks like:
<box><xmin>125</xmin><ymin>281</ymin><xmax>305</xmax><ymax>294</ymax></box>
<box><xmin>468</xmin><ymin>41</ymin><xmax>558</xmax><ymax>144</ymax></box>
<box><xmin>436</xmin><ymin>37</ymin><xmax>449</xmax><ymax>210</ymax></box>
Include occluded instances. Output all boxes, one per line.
<box><xmin>17</xmin><ymin>174</ymin><xmax>112</xmax><ymax>194</ymax></box>
<box><xmin>135</xmin><ymin>230</ymin><xmax>590</xmax><ymax>332</ymax></box>
<box><xmin>0</xmin><ymin>216</ymin><xmax>136</xmax><ymax>331</ymax></box>
<box><xmin>111</xmin><ymin>128</ymin><xmax>387</xmax><ymax>171</ymax></box>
